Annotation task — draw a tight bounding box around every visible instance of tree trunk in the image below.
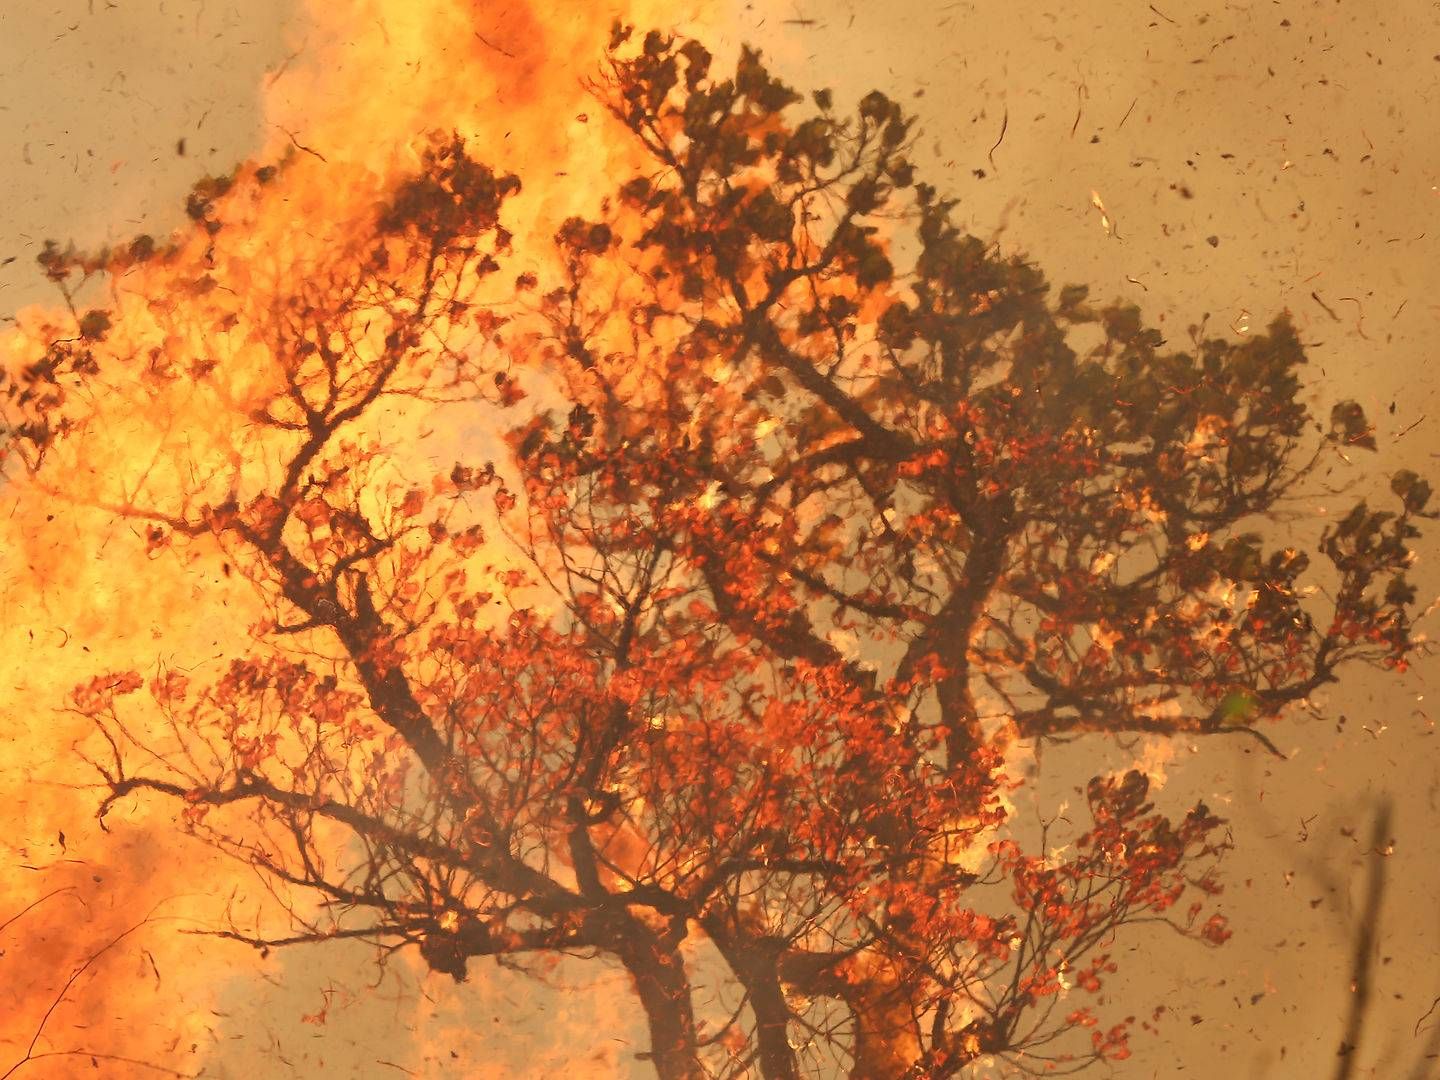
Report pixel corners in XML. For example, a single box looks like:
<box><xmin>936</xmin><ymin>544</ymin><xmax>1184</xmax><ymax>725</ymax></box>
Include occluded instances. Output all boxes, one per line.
<box><xmin>781</xmin><ymin>946</ymin><xmax>924</xmax><ymax>1079</ymax></box>
<box><xmin>616</xmin><ymin>929</ymin><xmax>706</xmax><ymax>1080</ymax></box>
<box><xmin>704</xmin><ymin>920</ymin><xmax>802</xmax><ymax>1080</ymax></box>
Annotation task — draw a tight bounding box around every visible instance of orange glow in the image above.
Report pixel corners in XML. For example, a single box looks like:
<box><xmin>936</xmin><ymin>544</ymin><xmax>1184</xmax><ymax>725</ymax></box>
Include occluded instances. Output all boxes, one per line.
<box><xmin>0</xmin><ymin>1</ymin><xmax>719</xmax><ymax>1073</ymax></box>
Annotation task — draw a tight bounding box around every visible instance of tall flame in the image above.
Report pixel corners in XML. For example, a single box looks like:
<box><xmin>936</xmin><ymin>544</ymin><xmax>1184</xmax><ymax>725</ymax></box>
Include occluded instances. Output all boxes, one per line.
<box><xmin>1</xmin><ymin>0</ymin><xmax>723</xmax><ymax>1074</ymax></box>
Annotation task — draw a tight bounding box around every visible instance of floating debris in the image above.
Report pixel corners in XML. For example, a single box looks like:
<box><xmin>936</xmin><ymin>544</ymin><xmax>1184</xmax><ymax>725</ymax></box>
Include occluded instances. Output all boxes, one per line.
<box><xmin>1090</xmin><ymin>189</ymin><xmax>1118</xmax><ymax>238</ymax></box>
<box><xmin>1310</xmin><ymin>291</ymin><xmax>1341</xmax><ymax>322</ymax></box>
<box><xmin>1396</xmin><ymin>415</ymin><xmax>1426</xmax><ymax>440</ymax></box>
<box><xmin>1071</xmin><ymin>81</ymin><xmax>1088</xmax><ymax>138</ymax></box>
<box><xmin>988</xmin><ymin>106</ymin><xmax>1008</xmax><ymax>173</ymax></box>
<box><xmin>1336</xmin><ymin>296</ymin><xmax>1369</xmax><ymax>339</ymax></box>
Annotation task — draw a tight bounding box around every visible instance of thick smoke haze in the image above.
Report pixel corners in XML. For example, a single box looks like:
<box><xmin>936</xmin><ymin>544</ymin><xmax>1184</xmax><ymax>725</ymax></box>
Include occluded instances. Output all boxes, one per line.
<box><xmin>2</xmin><ymin>1</ymin><xmax>1436</xmax><ymax>1077</ymax></box>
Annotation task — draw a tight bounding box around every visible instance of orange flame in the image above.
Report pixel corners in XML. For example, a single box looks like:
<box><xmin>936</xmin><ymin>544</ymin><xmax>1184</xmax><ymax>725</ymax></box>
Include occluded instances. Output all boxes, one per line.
<box><xmin>1</xmin><ymin>0</ymin><xmax>722</xmax><ymax>1073</ymax></box>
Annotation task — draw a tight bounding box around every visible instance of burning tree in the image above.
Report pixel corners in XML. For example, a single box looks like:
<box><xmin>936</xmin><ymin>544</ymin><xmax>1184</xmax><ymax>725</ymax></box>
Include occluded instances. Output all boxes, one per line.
<box><xmin>1</xmin><ymin>25</ymin><xmax>1428</xmax><ymax>1080</ymax></box>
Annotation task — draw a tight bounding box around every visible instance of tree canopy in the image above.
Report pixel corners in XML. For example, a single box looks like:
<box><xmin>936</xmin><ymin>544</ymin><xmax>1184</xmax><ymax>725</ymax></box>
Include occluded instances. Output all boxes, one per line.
<box><xmin>0</xmin><ymin>24</ymin><xmax>1429</xmax><ymax>1080</ymax></box>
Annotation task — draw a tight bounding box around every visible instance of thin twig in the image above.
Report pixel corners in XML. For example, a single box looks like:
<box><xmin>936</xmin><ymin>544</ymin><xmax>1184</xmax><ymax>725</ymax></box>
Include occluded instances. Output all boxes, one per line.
<box><xmin>0</xmin><ymin>888</ymin><xmax>78</xmax><ymax>939</ymax></box>
<box><xmin>2</xmin><ymin>911</ymin><xmax>170</xmax><ymax>1079</ymax></box>
<box><xmin>1416</xmin><ymin>994</ymin><xmax>1440</xmax><ymax>1037</ymax></box>
<box><xmin>276</xmin><ymin>126</ymin><xmax>327</xmax><ymax>163</ymax></box>
<box><xmin>473</xmin><ymin>31</ymin><xmax>515</xmax><ymax>58</ymax></box>
<box><xmin>8</xmin><ymin>1051</ymin><xmax>194</xmax><ymax>1078</ymax></box>
<box><xmin>1333</xmin><ymin>802</ymin><xmax>1392</xmax><ymax>1080</ymax></box>
<box><xmin>988</xmin><ymin>107</ymin><xmax>1009</xmax><ymax>173</ymax></box>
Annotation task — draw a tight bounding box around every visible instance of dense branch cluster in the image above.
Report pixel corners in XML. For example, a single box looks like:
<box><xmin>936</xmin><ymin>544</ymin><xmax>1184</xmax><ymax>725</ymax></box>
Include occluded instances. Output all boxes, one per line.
<box><xmin>1</xmin><ymin>25</ymin><xmax>1428</xmax><ymax>1080</ymax></box>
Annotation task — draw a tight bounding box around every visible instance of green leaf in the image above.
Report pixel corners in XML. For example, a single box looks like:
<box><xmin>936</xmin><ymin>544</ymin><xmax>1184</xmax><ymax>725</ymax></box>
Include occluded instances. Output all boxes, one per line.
<box><xmin>1217</xmin><ymin>689</ymin><xmax>1259</xmax><ymax>726</ymax></box>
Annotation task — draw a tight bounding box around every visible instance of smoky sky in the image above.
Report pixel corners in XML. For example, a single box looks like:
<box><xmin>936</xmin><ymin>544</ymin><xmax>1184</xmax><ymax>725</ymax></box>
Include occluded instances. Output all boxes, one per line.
<box><xmin>3</xmin><ymin>1</ymin><xmax>1438</xmax><ymax>1077</ymax></box>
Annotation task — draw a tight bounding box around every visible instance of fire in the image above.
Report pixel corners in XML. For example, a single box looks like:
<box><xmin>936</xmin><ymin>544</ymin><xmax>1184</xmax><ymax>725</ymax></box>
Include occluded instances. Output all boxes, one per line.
<box><xmin>262</xmin><ymin>0</ymin><xmax>720</xmax><ymax>252</ymax></box>
<box><xmin>0</xmin><ymin>0</ymin><xmax>722</xmax><ymax>1074</ymax></box>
